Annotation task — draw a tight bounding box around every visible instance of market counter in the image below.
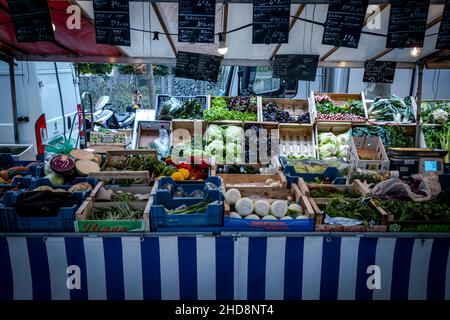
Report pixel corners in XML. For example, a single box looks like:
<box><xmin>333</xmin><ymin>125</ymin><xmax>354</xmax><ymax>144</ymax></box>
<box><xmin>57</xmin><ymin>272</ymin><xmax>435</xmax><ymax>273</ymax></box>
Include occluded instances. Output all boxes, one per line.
<box><xmin>0</xmin><ymin>233</ymin><xmax>449</xmax><ymax>300</ymax></box>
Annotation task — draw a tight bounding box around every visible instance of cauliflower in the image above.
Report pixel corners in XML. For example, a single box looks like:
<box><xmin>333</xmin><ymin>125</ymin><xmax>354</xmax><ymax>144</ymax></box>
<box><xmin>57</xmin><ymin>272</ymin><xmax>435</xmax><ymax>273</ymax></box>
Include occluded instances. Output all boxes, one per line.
<box><xmin>225</xmin><ymin>126</ymin><xmax>243</xmax><ymax>144</ymax></box>
<box><xmin>206</xmin><ymin>125</ymin><xmax>223</xmax><ymax>143</ymax></box>
<box><xmin>336</xmin><ymin>131</ymin><xmax>350</xmax><ymax>145</ymax></box>
<box><xmin>433</xmin><ymin>109</ymin><xmax>448</xmax><ymax>124</ymax></box>
<box><xmin>204</xmin><ymin>140</ymin><xmax>224</xmax><ymax>159</ymax></box>
<box><xmin>319</xmin><ymin>142</ymin><xmax>338</xmax><ymax>160</ymax></box>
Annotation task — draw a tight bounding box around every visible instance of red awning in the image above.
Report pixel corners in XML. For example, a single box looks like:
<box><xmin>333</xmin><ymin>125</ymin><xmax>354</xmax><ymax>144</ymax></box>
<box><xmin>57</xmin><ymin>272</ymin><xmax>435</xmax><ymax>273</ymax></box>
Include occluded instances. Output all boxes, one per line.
<box><xmin>0</xmin><ymin>0</ymin><xmax>122</xmax><ymax>58</ymax></box>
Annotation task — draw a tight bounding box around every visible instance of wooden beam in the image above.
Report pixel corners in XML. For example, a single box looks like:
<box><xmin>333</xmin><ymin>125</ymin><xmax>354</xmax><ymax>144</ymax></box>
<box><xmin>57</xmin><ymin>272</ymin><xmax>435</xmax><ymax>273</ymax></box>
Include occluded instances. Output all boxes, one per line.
<box><xmin>270</xmin><ymin>5</ymin><xmax>305</xmax><ymax>60</ymax></box>
<box><xmin>417</xmin><ymin>49</ymin><xmax>449</xmax><ymax>64</ymax></box>
<box><xmin>151</xmin><ymin>2</ymin><xmax>177</xmax><ymax>56</ymax></box>
<box><xmin>415</xmin><ymin>64</ymin><xmax>424</xmax><ymax>147</ymax></box>
<box><xmin>0</xmin><ymin>37</ymin><xmax>26</xmax><ymax>55</ymax></box>
<box><xmin>223</xmin><ymin>2</ymin><xmax>229</xmax><ymax>41</ymax></box>
<box><xmin>369</xmin><ymin>14</ymin><xmax>443</xmax><ymax>61</ymax></box>
<box><xmin>320</xmin><ymin>4</ymin><xmax>389</xmax><ymax>62</ymax></box>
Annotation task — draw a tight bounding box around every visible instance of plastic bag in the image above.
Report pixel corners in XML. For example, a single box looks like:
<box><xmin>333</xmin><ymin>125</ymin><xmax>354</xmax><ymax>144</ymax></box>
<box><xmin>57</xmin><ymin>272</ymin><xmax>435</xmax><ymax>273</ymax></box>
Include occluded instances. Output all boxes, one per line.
<box><xmin>158</xmin><ymin>98</ymin><xmax>182</xmax><ymax>120</ymax></box>
<box><xmin>324</xmin><ymin>214</ymin><xmax>363</xmax><ymax>226</ymax></box>
<box><xmin>44</xmin><ymin>135</ymin><xmax>76</xmax><ymax>160</ymax></box>
<box><xmin>149</xmin><ymin>129</ymin><xmax>170</xmax><ymax>159</ymax></box>
<box><xmin>371</xmin><ymin>174</ymin><xmax>441</xmax><ymax>202</ymax></box>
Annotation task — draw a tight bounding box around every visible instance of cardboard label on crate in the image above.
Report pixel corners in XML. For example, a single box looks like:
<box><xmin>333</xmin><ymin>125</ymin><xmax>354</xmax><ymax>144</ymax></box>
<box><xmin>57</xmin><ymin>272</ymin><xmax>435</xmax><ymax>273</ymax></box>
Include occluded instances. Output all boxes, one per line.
<box><xmin>252</xmin><ymin>0</ymin><xmax>291</xmax><ymax>44</ymax></box>
<box><xmin>322</xmin><ymin>0</ymin><xmax>369</xmax><ymax>48</ymax></box>
<box><xmin>89</xmin><ymin>131</ymin><xmax>130</xmax><ymax>146</ymax></box>
<box><xmin>386</xmin><ymin>0</ymin><xmax>430</xmax><ymax>48</ymax></box>
<box><xmin>76</xmin><ymin>220</ymin><xmax>146</xmax><ymax>232</ymax></box>
<box><xmin>388</xmin><ymin>222</ymin><xmax>450</xmax><ymax>233</ymax></box>
<box><xmin>436</xmin><ymin>0</ymin><xmax>450</xmax><ymax>49</ymax></box>
<box><xmin>178</xmin><ymin>0</ymin><xmax>215</xmax><ymax>43</ymax></box>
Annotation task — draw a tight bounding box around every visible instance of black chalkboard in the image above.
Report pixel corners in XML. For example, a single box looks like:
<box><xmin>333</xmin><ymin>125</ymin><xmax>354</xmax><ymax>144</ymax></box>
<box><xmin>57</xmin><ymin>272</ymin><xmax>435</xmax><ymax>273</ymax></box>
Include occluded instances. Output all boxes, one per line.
<box><xmin>386</xmin><ymin>0</ymin><xmax>430</xmax><ymax>49</ymax></box>
<box><xmin>94</xmin><ymin>0</ymin><xmax>131</xmax><ymax>46</ymax></box>
<box><xmin>178</xmin><ymin>0</ymin><xmax>216</xmax><ymax>43</ymax></box>
<box><xmin>272</xmin><ymin>54</ymin><xmax>319</xmax><ymax>81</ymax></box>
<box><xmin>252</xmin><ymin>0</ymin><xmax>291</xmax><ymax>44</ymax></box>
<box><xmin>436</xmin><ymin>0</ymin><xmax>450</xmax><ymax>49</ymax></box>
<box><xmin>175</xmin><ymin>51</ymin><xmax>222</xmax><ymax>82</ymax></box>
<box><xmin>322</xmin><ymin>0</ymin><xmax>369</xmax><ymax>48</ymax></box>
<box><xmin>363</xmin><ymin>61</ymin><xmax>397</xmax><ymax>83</ymax></box>
<box><xmin>8</xmin><ymin>0</ymin><xmax>54</xmax><ymax>43</ymax></box>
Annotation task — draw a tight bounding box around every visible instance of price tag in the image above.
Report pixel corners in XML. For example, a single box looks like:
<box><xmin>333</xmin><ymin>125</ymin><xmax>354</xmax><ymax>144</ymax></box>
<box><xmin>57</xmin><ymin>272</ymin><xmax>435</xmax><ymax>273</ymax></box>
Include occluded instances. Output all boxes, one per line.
<box><xmin>178</xmin><ymin>0</ymin><xmax>216</xmax><ymax>43</ymax></box>
<box><xmin>363</xmin><ymin>61</ymin><xmax>397</xmax><ymax>83</ymax></box>
<box><xmin>93</xmin><ymin>0</ymin><xmax>131</xmax><ymax>46</ymax></box>
<box><xmin>252</xmin><ymin>0</ymin><xmax>291</xmax><ymax>44</ymax></box>
<box><xmin>272</xmin><ymin>54</ymin><xmax>319</xmax><ymax>81</ymax></box>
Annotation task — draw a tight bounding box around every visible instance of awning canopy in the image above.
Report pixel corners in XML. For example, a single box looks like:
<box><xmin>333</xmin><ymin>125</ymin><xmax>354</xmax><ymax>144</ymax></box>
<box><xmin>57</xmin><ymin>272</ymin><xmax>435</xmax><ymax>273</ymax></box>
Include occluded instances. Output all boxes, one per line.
<box><xmin>0</xmin><ymin>0</ymin><xmax>449</xmax><ymax>68</ymax></box>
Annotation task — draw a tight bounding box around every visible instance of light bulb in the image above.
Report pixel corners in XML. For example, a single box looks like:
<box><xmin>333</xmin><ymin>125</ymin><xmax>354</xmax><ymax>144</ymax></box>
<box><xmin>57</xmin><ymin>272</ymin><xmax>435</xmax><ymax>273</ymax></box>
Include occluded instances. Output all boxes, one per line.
<box><xmin>410</xmin><ymin>47</ymin><xmax>420</xmax><ymax>58</ymax></box>
<box><xmin>52</xmin><ymin>23</ymin><xmax>56</xmax><ymax>31</ymax></box>
<box><xmin>217</xmin><ymin>32</ymin><xmax>228</xmax><ymax>55</ymax></box>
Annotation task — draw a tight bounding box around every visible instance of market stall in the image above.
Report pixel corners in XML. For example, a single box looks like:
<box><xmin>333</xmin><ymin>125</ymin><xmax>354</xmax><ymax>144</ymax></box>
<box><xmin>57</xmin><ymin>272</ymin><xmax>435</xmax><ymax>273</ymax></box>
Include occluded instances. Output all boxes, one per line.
<box><xmin>1</xmin><ymin>0</ymin><xmax>450</xmax><ymax>301</ymax></box>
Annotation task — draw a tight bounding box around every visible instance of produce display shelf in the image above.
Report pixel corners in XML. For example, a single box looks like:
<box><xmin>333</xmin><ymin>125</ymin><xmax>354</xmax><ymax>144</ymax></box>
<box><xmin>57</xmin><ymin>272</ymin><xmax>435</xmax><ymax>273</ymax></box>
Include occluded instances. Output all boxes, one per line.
<box><xmin>155</xmin><ymin>94</ymin><xmax>208</xmax><ymax>120</ymax></box>
<box><xmin>365</xmin><ymin>96</ymin><xmax>418</xmax><ymax>126</ymax></box>
<box><xmin>259</xmin><ymin>97</ymin><xmax>312</xmax><ymax>125</ymax></box>
<box><xmin>206</xmin><ymin>96</ymin><xmax>260</xmax><ymax>122</ymax></box>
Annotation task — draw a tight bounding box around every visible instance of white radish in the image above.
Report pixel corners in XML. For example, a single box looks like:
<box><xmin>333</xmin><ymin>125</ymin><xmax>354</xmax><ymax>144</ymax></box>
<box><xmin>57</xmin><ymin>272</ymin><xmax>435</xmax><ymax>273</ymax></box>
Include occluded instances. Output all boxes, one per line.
<box><xmin>254</xmin><ymin>200</ymin><xmax>271</xmax><ymax>217</ymax></box>
<box><xmin>271</xmin><ymin>200</ymin><xmax>288</xmax><ymax>218</ymax></box>
<box><xmin>235</xmin><ymin>198</ymin><xmax>254</xmax><ymax>216</ymax></box>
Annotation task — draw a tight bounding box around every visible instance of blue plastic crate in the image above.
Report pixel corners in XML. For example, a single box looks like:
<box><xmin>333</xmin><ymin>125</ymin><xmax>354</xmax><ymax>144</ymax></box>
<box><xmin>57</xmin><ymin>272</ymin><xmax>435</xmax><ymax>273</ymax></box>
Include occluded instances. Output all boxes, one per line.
<box><xmin>0</xmin><ymin>154</ymin><xmax>41</xmax><ymax>170</ymax></box>
<box><xmin>150</xmin><ymin>191</ymin><xmax>223</xmax><ymax>231</ymax></box>
<box><xmin>7</xmin><ymin>177</ymin><xmax>99</xmax><ymax>206</ymax></box>
<box><xmin>0</xmin><ymin>204</ymin><xmax>78</xmax><ymax>232</ymax></box>
<box><xmin>156</xmin><ymin>176</ymin><xmax>222</xmax><ymax>201</ymax></box>
<box><xmin>0</xmin><ymin>176</ymin><xmax>35</xmax><ymax>205</ymax></box>
<box><xmin>279</xmin><ymin>157</ymin><xmax>344</xmax><ymax>187</ymax></box>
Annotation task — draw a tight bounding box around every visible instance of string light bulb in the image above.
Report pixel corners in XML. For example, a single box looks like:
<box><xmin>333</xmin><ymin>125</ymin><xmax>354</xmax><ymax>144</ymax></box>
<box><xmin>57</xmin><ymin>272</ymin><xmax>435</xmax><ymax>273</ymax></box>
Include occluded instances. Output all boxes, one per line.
<box><xmin>410</xmin><ymin>47</ymin><xmax>421</xmax><ymax>58</ymax></box>
<box><xmin>52</xmin><ymin>23</ymin><xmax>56</xmax><ymax>31</ymax></box>
<box><xmin>218</xmin><ymin>33</ymin><xmax>228</xmax><ymax>55</ymax></box>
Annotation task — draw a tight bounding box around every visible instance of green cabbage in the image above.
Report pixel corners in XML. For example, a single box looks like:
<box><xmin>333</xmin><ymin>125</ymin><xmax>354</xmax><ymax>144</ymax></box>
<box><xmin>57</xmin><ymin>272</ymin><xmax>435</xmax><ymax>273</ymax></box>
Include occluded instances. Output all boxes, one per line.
<box><xmin>318</xmin><ymin>132</ymin><xmax>338</xmax><ymax>146</ymax></box>
<box><xmin>225</xmin><ymin>126</ymin><xmax>243</xmax><ymax>144</ymax></box>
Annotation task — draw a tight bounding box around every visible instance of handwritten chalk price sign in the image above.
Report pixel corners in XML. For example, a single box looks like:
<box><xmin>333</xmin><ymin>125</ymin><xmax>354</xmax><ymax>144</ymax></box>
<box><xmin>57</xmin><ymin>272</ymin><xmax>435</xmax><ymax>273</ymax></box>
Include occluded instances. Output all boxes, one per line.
<box><xmin>272</xmin><ymin>54</ymin><xmax>319</xmax><ymax>81</ymax></box>
<box><xmin>252</xmin><ymin>0</ymin><xmax>291</xmax><ymax>44</ymax></box>
<box><xmin>178</xmin><ymin>0</ymin><xmax>216</xmax><ymax>43</ymax></box>
<box><xmin>175</xmin><ymin>51</ymin><xmax>222</xmax><ymax>82</ymax></box>
<box><xmin>436</xmin><ymin>0</ymin><xmax>450</xmax><ymax>49</ymax></box>
<box><xmin>322</xmin><ymin>0</ymin><xmax>369</xmax><ymax>48</ymax></box>
<box><xmin>363</xmin><ymin>61</ymin><xmax>397</xmax><ymax>83</ymax></box>
<box><xmin>93</xmin><ymin>0</ymin><xmax>131</xmax><ymax>46</ymax></box>
<box><xmin>8</xmin><ymin>0</ymin><xmax>54</xmax><ymax>43</ymax></box>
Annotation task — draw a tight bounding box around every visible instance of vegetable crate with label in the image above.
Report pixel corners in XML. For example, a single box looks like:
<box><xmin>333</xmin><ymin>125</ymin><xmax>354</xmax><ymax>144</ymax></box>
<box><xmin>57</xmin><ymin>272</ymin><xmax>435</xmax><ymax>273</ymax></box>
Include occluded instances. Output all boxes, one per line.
<box><xmin>171</xmin><ymin>120</ymin><xmax>205</xmax><ymax>147</ymax></box>
<box><xmin>75</xmin><ymin>200</ymin><xmax>150</xmax><ymax>233</ymax></box>
<box><xmin>299</xmin><ymin>178</ymin><xmax>371</xmax><ymax>225</ymax></box>
<box><xmin>279</xmin><ymin>126</ymin><xmax>316</xmax><ymax>159</ymax></box>
<box><xmin>313</xmin><ymin>198</ymin><xmax>388</xmax><ymax>232</ymax></box>
<box><xmin>309</xmin><ymin>92</ymin><xmax>368</xmax><ymax>123</ymax></box>
<box><xmin>0</xmin><ymin>191</ymin><xmax>83</xmax><ymax>232</ymax></box>
<box><xmin>347</xmin><ymin>136</ymin><xmax>390</xmax><ymax>173</ymax></box>
<box><xmin>222</xmin><ymin>183</ymin><xmax>315</xmax><ymax>231</ymax></box>
<box><xmin>92</xmin><ymin>183</ymin><xmax>151</xmax><ymax>204</ymax></box>
<box><xmin>135</xmin><ymin>121</ymin><xmax>172</xmax><ymax>151</ymax></box>
<box><xmin>259</xmin><ymin>97</ymin><xmax>312</xmax><ymax>125</ymax></box>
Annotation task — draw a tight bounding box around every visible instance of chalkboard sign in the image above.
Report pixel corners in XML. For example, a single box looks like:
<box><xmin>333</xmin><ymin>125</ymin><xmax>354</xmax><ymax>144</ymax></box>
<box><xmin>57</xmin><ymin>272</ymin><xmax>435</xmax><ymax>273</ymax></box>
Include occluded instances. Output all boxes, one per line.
<box><xmin>272</xmin><ymin>54</ymin><xmax>319</xmax><ymax>81</ymax></box>
<box><xmin>322</xmin><ymin>0</ymin><xmax>369</xmax><ymax>48</ymax></box>
<box><xmin>175</xmin><ymin>51</ymin><xmax>222</xmax><ymax>82</ymax></box>
<box><xmin>386</xmin><ymin>0</ymin><xmax>430</xmax><ymax>49</ymax></box>
<box><xmin>252</xmin><ymin>0</ymin><xmax>291</xmax><ymax>44</ymax></box>
<box><xmin>363</xmin><ymin>61</ymin><xmax>397</xmax><ymax>83</ymax></box>
<box><xmin>436</xmin><ymin>0</ymin><xmax>450</xmax><ymax>49</ymax></box>
<box><xmin>8</xmin><ymin>0</ymin><xmax>54</xmax><ymax>43</ymax></box>
<box><xmin>93</xmin><ymin>0</ymin><xmax>131</xmax><ymax>46</ymax></box>
<box><xmin>178</xmin><ymin>0</ymin><xmax>216</xmax><ymax>43</ymax></box>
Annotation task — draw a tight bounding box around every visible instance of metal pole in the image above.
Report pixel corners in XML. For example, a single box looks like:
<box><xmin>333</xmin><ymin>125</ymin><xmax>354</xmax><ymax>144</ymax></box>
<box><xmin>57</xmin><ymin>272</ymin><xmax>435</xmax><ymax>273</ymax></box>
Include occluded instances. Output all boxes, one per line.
<box><xmin>415</xmin><ymin>64</ymin><xmax>424</xmax><ymax>147</ymax></box>
<box><xmin>9</xmin><ymin>60</ymin><xmax>19</xmax><ymax>144</ymax></box>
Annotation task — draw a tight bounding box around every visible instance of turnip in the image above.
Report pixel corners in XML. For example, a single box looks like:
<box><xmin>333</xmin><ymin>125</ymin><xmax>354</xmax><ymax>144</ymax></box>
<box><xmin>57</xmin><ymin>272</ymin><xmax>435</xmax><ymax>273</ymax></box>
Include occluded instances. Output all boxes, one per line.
<box><xmin>271</xmin><ymin>200</ymin><xmax>288</xmax><ymax>218</ymax></box>
<box><xmin>225</xmin><ymin>188</ymin><xmax>241</xmax><ymax>205</ymax></box>
<box><xmin>244</xmin><ymin>214</ymin><xmax>260</xmax><ymax>220</ymax></box>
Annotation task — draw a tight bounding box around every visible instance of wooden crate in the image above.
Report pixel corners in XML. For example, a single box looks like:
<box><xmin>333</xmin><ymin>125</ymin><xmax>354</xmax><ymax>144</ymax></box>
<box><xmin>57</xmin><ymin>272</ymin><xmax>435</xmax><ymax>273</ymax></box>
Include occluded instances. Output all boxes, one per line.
<box><xmin>279</xmin><ymin>126</ymin><xmax>316</xmax><ymax>158</ymax></box>
<box><xmin>91</xmin><ymin>183</ymin><xmax>152</xmax><ymax>202</ymax></box>
<box><xmin>171</xmin><ymin>120</ymin><xmax>205</xmax><ymax>147</ymax></box>
<box><xmin>258</xmin><ymin>97</ymin><xmax>312</xmax><ymax>125</ymax></box>
<box><xmin>366</xmin><ymin>96</ymin><xmax>418</xmax><ymax>125</ymax></box>
<box><xmin>75</xmin><ymin>199</ymin><xmax>150</xmax><ymax>232</ymax></box>
<box><xmin>352</xmin><ymin>122</ymin><xmax>417</xmax><ymax>148</ymax></box>
<box><xmin>312</xmin><ymin>197</ymin><xmax>389</xmax><ymax>232</ymax></box>
<box><xmin>90</xmin><ymin>171</ymin><xmax>150</xmax><ymax>185</ymax></box>
<box><xmin>221</xmin><ymin>182</ymin><xmax>315</xmax><ymax>218</ymax></box>
<box><xmin>309</xmin><ymin>91</ymin><xmax>368</xmax><ymax>124</ymax></box>
<box><xmin>213</xmin><ymin>166</ymin><xmax>287</xmax><ymax>188</ymax></box>
<box><xmin>420</xmin><ymin>99</ymin><xmax>450</xmax><ymax>125</ymax></box>
<box><xmin>207</xmin><ymin>96</ymin><xmax>260</xmax><ymax>122</ymax></box>
<box><xmin>135</xmin><ymin>120</ymin><xmax>172</xmax><ymax>149</ymax></box>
